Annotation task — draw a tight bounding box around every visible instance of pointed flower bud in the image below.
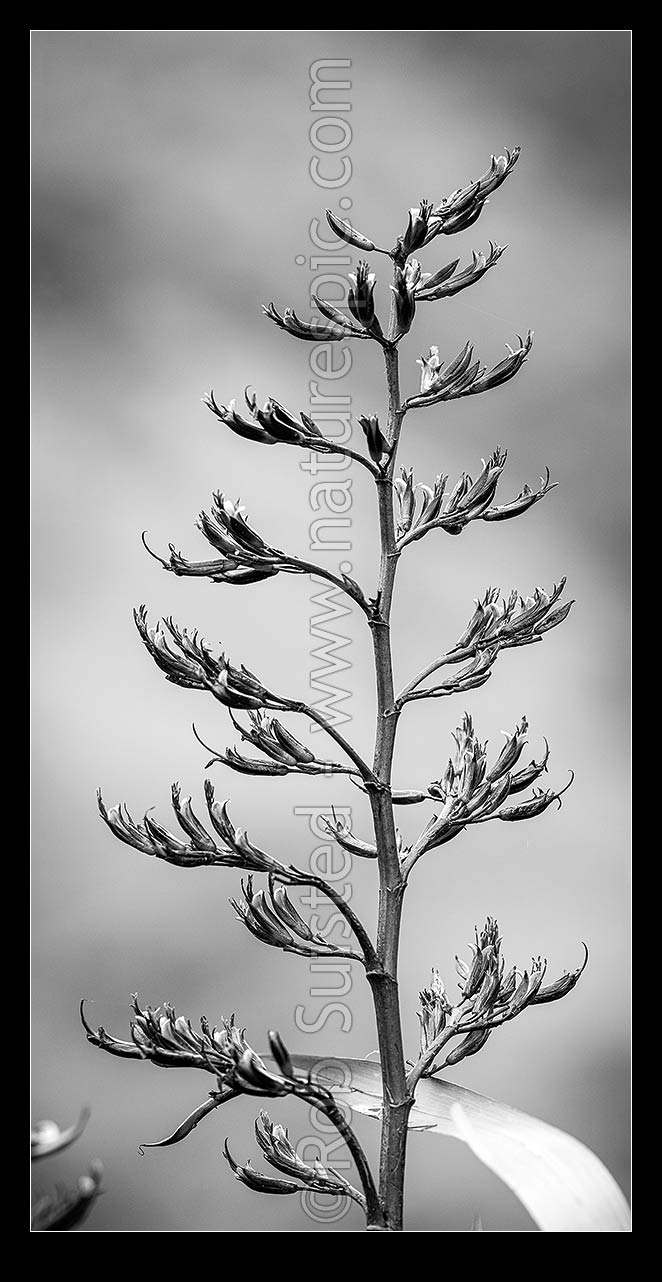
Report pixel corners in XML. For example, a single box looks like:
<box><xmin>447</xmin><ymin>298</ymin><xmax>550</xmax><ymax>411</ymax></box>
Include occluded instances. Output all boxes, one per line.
<box><xmin>444</xmin><ymin>1028</ymin><xmax>492</xmax><ymax>1066</ymax></box>
<box><xmin>390</xmin><ymin>260</ymin><xmax>421</xmax><ymax>338</ymax></box>
<box><xmin>394</xmin><ymin>467</ymin><xmax>417</xmax><ymax>536</ymax></box>
<box><xmin>321</xmin><ymin>813</ymin><xmax>378</xmax><ymax>859</ymax></box>
<box><xmin>325</xmin><ymin>208</ymin><xmax>377</xmax><ymax>252</ymax></box>
<box><xmin>399</xmin><ymin>200</ymin><xmax>434</xmax><ymax>256</ymax></box>
<box><xmin>348</xmin><ymin>261</ymin><xmax>381</xmax><ymax>334</ymax></box>
<box><xmin>417</xmin><ymin>968</ymin><xmax>452</xmax><ymax>1054</ymax></box>
<box><xmin>268</xmin><ymin>1031</ymin><xmax>294</xmax><ymax>1079</ymax></box>
<box><xmin>358</xmin><ymin>414</ymin><xmax>390</xmax><ymax>464</ymax></box>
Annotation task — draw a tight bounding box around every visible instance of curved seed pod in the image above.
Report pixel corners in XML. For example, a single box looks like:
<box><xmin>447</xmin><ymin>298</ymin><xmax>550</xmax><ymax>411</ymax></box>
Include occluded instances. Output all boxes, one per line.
<box><xmin>417</xmin><ymin>257</ymin><xmax>460</xmax><ymax>292</ymax></box>
<box><xmin>270</xmin><ymin>882</ymin><xmax>317</xmax><ymax>942</ymax></box>
<box><xmin>139</xmin><ymin>1094</ymin><xmax>229</xmax><ymax>1151</ymax></box>
<box><xmin>498</xmin><ymin>773</ymin><xmax>574</xmax><ymax>821</ymax></box>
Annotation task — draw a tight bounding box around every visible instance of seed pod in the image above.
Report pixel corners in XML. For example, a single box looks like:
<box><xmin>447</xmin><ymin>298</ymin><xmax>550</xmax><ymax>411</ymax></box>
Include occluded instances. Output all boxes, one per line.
<box><xmin>270</xmin><ymin>720</ymin><xmax>316</xmax><ymax>765</ymax></box>
<box><xmin>268</xmin><ymin>1030</ymin><xmax>294</xmax><ymax>1079</ymax></box>
<box><xmin>445</xmin><ymin>1028</ymin><xmax>492</xmax><ymax>1066</ymax></box>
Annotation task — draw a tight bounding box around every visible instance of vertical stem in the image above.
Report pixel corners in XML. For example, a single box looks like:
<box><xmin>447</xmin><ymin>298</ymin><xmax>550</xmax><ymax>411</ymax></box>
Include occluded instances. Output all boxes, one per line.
<box><xmin>365</xmin><ymin>284</ymin><xmax>414</xmax><ymax>1231</ymax></box>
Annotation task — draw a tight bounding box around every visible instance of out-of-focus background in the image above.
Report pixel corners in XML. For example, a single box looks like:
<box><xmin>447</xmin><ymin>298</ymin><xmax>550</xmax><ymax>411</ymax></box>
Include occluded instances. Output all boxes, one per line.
<box><xmin>32</xmin><ymin>31</ymin><xmax>630</xmax><ymax>1232</ymax></box>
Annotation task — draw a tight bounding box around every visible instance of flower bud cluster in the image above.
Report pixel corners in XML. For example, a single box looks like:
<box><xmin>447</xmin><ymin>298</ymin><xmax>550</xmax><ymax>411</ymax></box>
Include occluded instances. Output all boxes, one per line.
<box><xmin>416</xmin><ymin>917</ymin><xmax>588</xmax><ymax>1072</ymax></box>
<box><xmin>98</xmin><ymin>781</ymin><xmax>304</xmax><ymax>878</ymax></box>
<box><xmin>394</xmin><ymin>451</ymin><xmax>555</xmax><ymax>542</ymax></box>
<box><xmin>134</xmin><ymin>606</ymin><xmax>292</xmax><ymax>710</ymax></box>
<box><xmin>225</xmin><ymin>1110</ymin><xmax>365</xmax><ymax>1206</ymax></box>
<box><xmin>414</xmin><ymin>242</ymin><xmax>506</xmax><ymax>300</ymax></box>
<box><xmin>409</xmin><ymin>333</ymin><xmax>533</xmax><ymax>409</ymax></box>
<box><xmin>415</xmin><ymin>714</ymin><xmax>572</xmax><ymax>856</ymax></box>
<box><xmin>230</xmin><ymin>874</ymin><xmax>359</xmax><ymax>959</ymax></box>
<box><xmin>201</xmin><ymin>710</ymin><xmax>349</xmax><ymax>778</ymax></box>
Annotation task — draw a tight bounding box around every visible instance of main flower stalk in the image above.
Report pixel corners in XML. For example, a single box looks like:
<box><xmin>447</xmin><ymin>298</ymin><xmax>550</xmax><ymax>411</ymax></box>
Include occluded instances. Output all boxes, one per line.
<box><xmin>365</xmin><ymin>285</ymin><xmax>413</xmax><ymax>1231</ymax></box>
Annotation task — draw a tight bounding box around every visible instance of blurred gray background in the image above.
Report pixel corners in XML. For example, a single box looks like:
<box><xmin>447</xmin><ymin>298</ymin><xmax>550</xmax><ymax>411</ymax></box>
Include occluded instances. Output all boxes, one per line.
<box><xmin>32</xmin><ymin>31</ymin><xmax>630</xmax><ymax>1231</ymax></box>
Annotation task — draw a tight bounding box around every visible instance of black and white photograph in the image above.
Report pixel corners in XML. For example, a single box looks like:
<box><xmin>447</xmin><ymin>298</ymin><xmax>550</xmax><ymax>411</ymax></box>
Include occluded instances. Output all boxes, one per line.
<box><xmin>31</xmin><ymin>29</ymin><xmax>631</xmax><ymax>1232</ymax></box>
